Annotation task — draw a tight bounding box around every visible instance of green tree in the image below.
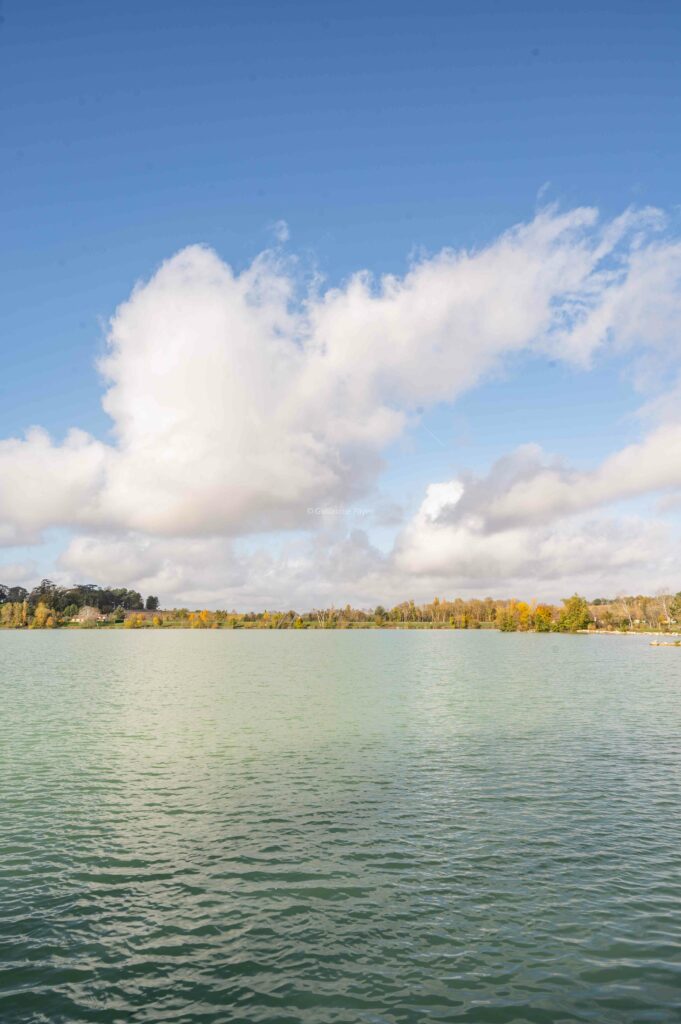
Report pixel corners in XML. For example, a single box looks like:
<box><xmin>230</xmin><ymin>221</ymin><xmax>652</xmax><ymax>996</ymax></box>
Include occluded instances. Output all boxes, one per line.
<box><xmin>558</xmin><ymin>595</ymin><xmax>591</xmax><ymax>633</ymax></box>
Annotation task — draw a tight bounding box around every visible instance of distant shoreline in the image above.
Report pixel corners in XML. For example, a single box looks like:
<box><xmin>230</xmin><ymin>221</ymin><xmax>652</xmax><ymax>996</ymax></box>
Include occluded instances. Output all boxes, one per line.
<box><xmin>2</xmin><ymin>586</ymin><xmax>680</xmax><ymax>634</ymax></box>
<box><xmin>2</xmin><ymin>622</ymin><xmax>680</xmax><ymax>637</ymax></box>
<box><xmin>579</xmin><ymin>629</ymin><xmax>681</xmax><ymax>637</ymax></box>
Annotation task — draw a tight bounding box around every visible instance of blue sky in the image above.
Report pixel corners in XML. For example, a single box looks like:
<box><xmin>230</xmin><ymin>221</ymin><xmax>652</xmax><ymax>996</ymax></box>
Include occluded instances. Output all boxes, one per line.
<box><xmin>1</xmin><ymin>1</ymin><xmax>681</xmax><ymax>605</ymax></box>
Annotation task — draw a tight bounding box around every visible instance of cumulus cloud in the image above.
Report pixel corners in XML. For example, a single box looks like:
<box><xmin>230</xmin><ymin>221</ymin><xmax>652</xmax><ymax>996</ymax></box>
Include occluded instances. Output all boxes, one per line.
<box><xmin>3</xmin><ymin>203</ymin><xmax>681</xmax><ymax>603</ymax></box>
<box><xmin>57</xmin><ymin>528</ymin><xmax>388</xmax><ymax>610</ymax></box>
<box><xmin>54</xmin><ymin>429</ymin><xmax>681</xmax><ymax>606</ymax></box>
<box><xmin>414</xmin><ymin>429</ymin><xmax>681</xmax><ymax>536</ymax></box>
<box><xmin>391</xmin><ymin>423</ymin><xmax>681</xmax><ymax>594</ymax></box>
<box><xmin>58</xmin><ymin>533</ymin><xmax>248</xmax><ymax>605</ymax></box>
<box><xmin>393</xmin><ymin>476</ymin><xmax>675</xmax><ymax>596</ymax></box>
<box><xmin>55</xmin><ymin>506</ymin><xmax>677</xmax><ymax>609</ymax></box>
<box><xmin>0</xmin><ymin>428</ymin><xmax>108</xmax><ymax>544</ymax></box>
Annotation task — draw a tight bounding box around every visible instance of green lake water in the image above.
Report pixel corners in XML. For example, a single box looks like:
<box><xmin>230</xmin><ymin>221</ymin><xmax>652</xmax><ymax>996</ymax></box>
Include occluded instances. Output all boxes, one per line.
<box><xmin>1</xmin><ymin>630</ymin><xmax>680</xmax><ymax>1023</ymax></box>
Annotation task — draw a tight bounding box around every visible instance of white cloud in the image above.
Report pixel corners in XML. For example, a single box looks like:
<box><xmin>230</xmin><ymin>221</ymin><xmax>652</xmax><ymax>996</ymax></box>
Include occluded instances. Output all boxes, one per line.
<box><xmin>3</xmin><ymin>204</ymin><xmax>681</xmax><ymax>603</ymax></box>
<box><xmin>54</xmin><ymin>505</ymin><xmax>677</xmax><ymax>610</ymax></box>
<box><xmin>412</xmin><ymin>429</ymin><xmax>681</xmax><ymax>536</ymax></box>
<box><xmin>271</xmin><ymin>219</ymin><xmax>290</xmax><ymax>243</ymax></box>
<box><xmin>0</xmin><ymin>559</ymin><xmax>38</xmax><ymax>587</ymax></box>
<box><xmin>0</xmin><ymin>428</ymin><xmax>108</xmax><ymax>544</ymax></box>
<box><xmin>394</xmin><ymin>480</ymin><xmax>675</xmax><ymax>597</ymax></box>
<box><xmin>389</xmin><ymin>426</ymin><xmax>681</xmax><ymax>600</ymax></box>
<box><xmin>56</xmin><ymin>528</ymin><xmax>388</xmax><ymax>610</ymax></box>
<box><xmin>58</xmin><ymin>533</ymin><xmax>248</xmax><ymax>605</ymax></box>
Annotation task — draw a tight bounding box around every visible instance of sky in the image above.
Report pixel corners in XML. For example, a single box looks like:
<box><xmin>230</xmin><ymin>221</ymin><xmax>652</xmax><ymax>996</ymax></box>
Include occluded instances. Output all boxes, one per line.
<box><xmin>2</xmin><ymin>0</ymin><xmax>681</xmax><ymax>608</ymax></box>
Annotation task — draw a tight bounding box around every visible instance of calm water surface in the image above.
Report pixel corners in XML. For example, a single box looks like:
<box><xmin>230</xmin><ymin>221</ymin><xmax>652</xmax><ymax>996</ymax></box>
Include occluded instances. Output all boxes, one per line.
<box><xmin>1</xmin><ymin>631</ymin><xmax>680</xmax><ymax>1023</ymax></box>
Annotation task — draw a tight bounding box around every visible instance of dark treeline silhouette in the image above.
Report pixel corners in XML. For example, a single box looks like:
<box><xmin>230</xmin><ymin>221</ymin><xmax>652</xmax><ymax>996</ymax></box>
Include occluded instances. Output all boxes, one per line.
<box><xmin>0</xmin><ymin>579</ymin><xmax>146</xmax><ymax>614</ymax></box>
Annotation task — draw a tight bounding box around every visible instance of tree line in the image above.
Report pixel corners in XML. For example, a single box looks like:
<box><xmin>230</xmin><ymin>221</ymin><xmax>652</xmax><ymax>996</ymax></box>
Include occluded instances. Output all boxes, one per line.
<box><xmin>2</xmin><ymin>580</ymin><xmax>679</xmax><ymax>631</ymax></box>
<box><xmin>0</xmin><ymin>579</ymin><xmax>159</xmax><ymax>628</ymax></box>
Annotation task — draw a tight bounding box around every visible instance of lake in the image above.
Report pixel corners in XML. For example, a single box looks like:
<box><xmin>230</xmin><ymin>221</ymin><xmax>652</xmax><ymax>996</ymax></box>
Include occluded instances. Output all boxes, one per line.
<box><xmin>1</xmin><ymin>630</ymin><xmax>680</xmax><ymax>1023</ymax></box>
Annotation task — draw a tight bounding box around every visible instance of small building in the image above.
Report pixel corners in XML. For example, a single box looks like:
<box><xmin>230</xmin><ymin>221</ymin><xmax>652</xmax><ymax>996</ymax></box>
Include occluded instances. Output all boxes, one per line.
<box><xmin>72</xmin><ymin>605</ymin><xmax>106</xmax><ymax>624</ymax></box>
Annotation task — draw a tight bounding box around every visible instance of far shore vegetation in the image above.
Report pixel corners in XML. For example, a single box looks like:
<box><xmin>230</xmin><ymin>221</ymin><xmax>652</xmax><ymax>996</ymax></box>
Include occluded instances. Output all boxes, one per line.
<box><xmin>1</xmin><ymin>580</ymin><xmax>681</xmax><ymax>634</ymax></box>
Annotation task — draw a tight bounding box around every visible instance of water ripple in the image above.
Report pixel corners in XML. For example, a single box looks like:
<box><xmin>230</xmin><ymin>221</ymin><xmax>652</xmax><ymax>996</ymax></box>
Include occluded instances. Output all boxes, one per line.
<box><xmin>1</xmin><ymin>631</ymin><xmax>680</xmax><ymax>1022</ymax></box>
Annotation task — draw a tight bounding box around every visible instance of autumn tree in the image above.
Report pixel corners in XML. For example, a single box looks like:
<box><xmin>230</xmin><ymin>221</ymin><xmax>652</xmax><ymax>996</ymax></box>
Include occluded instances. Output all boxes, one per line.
<box><xmin>30</xmin><ymin>602</ymin><xmax>54</xmax><ymax>629</ymax></box>
<box><xmin>670</xmin><ymin>592</ymin><xmax>681</xmax><ymax>623</ymax></box>
<box><xmin>534</xmin><ymin>604</ymin><xmax>554</xmax><ymax>632</ymax></box>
